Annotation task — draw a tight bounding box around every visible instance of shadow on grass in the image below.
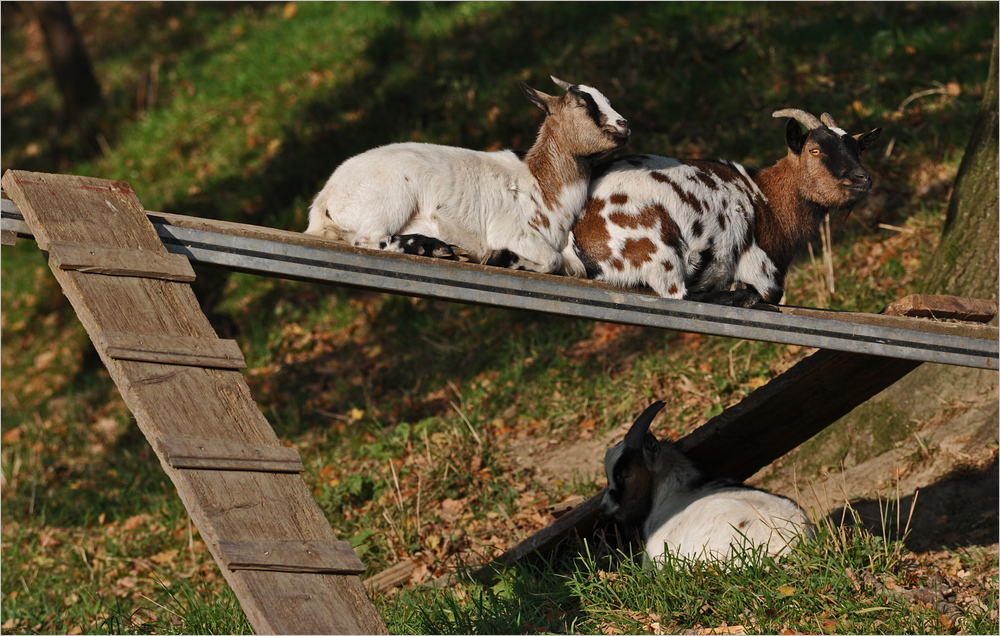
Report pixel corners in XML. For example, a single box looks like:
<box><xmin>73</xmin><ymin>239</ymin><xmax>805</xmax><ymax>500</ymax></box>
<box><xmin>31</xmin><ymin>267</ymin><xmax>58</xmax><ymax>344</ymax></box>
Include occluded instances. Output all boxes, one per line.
<box><xmin>830</xmin><ymin>454</ymin><xmax>999</xmax><ymax>553</ymax></box>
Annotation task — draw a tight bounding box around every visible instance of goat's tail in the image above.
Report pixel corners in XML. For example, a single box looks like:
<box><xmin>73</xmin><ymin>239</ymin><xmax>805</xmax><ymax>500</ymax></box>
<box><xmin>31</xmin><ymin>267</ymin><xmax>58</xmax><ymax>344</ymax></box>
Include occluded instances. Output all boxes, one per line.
<box><xmin>305</xmin><ymin>204</ymin><xmax>346</xmax><ymax>240</ymax></box>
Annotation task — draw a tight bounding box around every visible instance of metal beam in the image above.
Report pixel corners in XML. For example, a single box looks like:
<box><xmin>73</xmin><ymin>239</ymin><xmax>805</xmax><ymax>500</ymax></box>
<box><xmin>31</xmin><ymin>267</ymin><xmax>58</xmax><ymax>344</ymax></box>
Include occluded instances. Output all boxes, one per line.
<box><xmin>3</xmin><ymin>199</ymin><xmax>996</xmax><ymax>370</ymax></box>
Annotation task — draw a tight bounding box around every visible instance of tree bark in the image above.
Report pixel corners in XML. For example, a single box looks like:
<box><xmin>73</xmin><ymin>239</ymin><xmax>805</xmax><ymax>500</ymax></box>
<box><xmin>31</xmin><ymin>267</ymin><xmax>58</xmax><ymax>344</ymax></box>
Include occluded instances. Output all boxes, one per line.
<box><xmin>921</xmin><ymin>25</ymin><xmax>999</xmax><ymax>300</ymax></box>
<box><xmin>29</xmin><ymin>1</ymin><xmax>102</xmax><ymax>119</ymax></box>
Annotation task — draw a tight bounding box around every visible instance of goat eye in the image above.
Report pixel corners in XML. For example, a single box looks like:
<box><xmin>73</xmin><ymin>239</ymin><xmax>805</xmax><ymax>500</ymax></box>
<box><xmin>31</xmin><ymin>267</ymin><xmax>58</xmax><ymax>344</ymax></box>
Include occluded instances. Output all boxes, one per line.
<box><xmin>810</xmin><ymin>148</ymin><xmax>821</xmax><ymax>156</ymax></box>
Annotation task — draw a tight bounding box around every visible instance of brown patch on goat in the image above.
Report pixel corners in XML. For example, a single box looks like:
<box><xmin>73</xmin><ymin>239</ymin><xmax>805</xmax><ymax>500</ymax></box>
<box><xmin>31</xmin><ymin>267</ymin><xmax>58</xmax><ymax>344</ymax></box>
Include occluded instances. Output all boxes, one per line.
<box><xmin>530</xmin><ymin>210</ymin><xmax>551</xmax><ymax>231</ymax></box>
<box><xmin>610</xmin><ymin>192</ymin><xmax>629</xmax><ymax>205</ymax></box>
<box><xmin>691</xmin><ymin>219</ymin><xmax>704</xmax><ymax>238</ymax></box>
<box><xmin>608</xmin><ymin>204</ymin><xmax>661</xmax><ymax>230</ymax></box>
<box><xmin>611</xmin><ymin>258</ymin><xmax>625</xmax><ymax>271</ymax></box>
<box><xmin>663</xmin><ymin>261</ymin><xmax>674</xmax><ymax>272</ymax></box>
<box><xmin>622</xmin><ymin>237</ymin><xmax>656</xmax><ymax>267</ymax></box>
<box><xmin>668</xmin><ymin>284</ymin><xmax>678</xmax><ymax>295</ymax></box>
<box><xmin>685</xmin><ymin>159</ymin><xmax>742</xmax><ymax>185</ymax></box>
<box><xmin>573</xmin><ymin>198</ymin><xmax>613</xmax><ymax>262</ymax></box>
<box><xmin>718</xmin><ymin>212</ymin><xmax>728</xmax><ymax>230</ymax></box>
<box><xmin>654</xmin><ymin>173</ymin><xmax>705</xmax><ymax>216</ymax></box>
<box><xmin>649</xmin><ymin>171</ymin><xmax>670</xmax><ymax>184</ymax></box>
<box><xmin>660</xmin><ymin>209</ymin><xmax>684</xmax><ymax>252</ymax></box>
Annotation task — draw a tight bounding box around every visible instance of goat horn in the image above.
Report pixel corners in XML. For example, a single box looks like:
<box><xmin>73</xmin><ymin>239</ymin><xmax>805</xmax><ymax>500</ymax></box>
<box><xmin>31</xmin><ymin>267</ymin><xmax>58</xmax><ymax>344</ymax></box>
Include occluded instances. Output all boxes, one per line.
<box><xmin>772</xmin><ymin>108</ymin><xmax>823</xmax><ymax>130</ymax></box>
<box><xmin>820</xmin><ymin>112</ymin><xmax>840</xmax><ymax>129</ymax></box>
<box><xmin>550</xmin><ymin>75</ymin><xmax>574</xmax><ymax>91</ymax></box>
<box><xmin>623</xmin><ymin>401</ymin><xmax>667</xmax><ymax>449</ymax></box>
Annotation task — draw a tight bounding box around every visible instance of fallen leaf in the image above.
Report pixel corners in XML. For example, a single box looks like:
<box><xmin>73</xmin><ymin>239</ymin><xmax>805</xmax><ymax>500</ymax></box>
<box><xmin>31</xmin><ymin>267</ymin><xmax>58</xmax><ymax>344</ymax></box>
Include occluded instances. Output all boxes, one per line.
<box><xmin>123</xmin><ymin>514</ymin><xmax>153</xmax><ymax>531</ymax></box>
<box><xmin>777</xmin><ymin>585</ymin><xmax>795</xmax><ymax>596</ymax></box>
<box><xmin>150</xmin><ymin>549</ymin><xmax>179</xmax><ymax>566</ymax></box>
<box><xmin>2</xmin><ymin>427</ymin><xmax>22</xmax><ymax>444</ymax></box>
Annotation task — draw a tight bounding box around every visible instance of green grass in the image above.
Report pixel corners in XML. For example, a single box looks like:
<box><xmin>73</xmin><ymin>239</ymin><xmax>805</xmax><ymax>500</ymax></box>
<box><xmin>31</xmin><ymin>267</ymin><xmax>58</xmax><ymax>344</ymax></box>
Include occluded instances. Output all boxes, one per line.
<box><xmin>379</xmin><ymin>509</ymin><xmax>999</xmax><ymax>634</ymax></box>
<box><xmin>2</xmin><ymin>1</ymin><xmax>997</xmax><ymax>634</ymax></box>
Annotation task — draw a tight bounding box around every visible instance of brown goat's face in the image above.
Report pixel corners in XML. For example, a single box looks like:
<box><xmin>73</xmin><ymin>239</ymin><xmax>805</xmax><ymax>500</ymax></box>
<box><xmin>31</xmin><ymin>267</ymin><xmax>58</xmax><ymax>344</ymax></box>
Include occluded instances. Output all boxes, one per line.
<box><xmin>786</xmin><ymin>123</ymin><xmax>882</xmax><ymax>209</ymax></box>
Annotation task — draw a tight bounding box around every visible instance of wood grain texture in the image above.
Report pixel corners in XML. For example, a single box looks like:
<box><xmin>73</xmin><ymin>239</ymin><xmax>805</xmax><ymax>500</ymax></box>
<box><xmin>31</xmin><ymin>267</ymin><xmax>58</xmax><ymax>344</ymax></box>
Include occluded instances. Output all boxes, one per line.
<box><xmin>99</xmin><ymin>330</ymin><xmax>246</xmax><ymax>369</ymax></box>
<box><xmin>2</xmin><ymin>170</ymin><xmax>387</xmax><ymax>635</ymax></box>
<box><xmin>49</xmin><ymin>240</ymin><xmax>196</xmax><ymax>281</ymax></box>
<box><xmin>218</xmin><ymin>540</ymin><xmax>366</xmax><ymax>574</ymax></box>
<box><xmin>880</xmin><ymin>294</ymin><xmax>998</xmax><ymax>322</ymax></box>
<box><xmin>155</xmin><ymin>435</ymin><xmax>304</xmax><ymax>473</ymax></box>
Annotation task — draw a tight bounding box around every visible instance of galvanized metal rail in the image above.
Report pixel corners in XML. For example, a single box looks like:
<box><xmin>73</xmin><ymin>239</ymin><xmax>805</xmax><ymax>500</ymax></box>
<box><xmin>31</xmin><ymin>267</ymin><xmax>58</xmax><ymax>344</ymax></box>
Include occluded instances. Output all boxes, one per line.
<box><xmin>3</xmin><ymin>199</ymin><xmax>996</xmax><ymax>370</ymax></box>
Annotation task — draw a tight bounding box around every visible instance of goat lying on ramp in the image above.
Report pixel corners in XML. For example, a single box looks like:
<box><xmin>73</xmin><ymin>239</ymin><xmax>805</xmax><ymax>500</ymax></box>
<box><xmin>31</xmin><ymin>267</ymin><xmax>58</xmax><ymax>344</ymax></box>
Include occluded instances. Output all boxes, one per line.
<box><xmin>306</xmin><ymin>76</ymin><xmax>630</xmax><ymax>273</ymax></box>
<box><xmin>563</xmin><ymin>109</ymin><xmax>881</xmax><ymax>306</ymax></box>
<box><xmin>602</xmin><ymin>401</ymin><xmax>814</xmax><ymax>567</ymax></box>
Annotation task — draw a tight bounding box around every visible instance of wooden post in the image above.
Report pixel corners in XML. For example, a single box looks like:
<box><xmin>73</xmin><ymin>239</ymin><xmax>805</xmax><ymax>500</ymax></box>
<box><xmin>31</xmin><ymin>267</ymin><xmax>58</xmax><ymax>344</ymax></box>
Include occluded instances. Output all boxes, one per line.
<box><xmin>1</xmin><ymin>170</ymin><xmax>386</xmax><ymax>635</ymax></box>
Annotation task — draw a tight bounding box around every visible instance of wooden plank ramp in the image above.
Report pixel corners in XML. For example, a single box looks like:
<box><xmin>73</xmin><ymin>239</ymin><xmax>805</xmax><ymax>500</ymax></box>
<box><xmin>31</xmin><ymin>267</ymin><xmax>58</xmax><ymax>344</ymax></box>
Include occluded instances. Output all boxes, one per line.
<box><xmin>490</xmin><ymin>294</ymin><xmax>998</xmax><ymax>569</ymax></box>
<box><xmin>1</xmin><ymin>170</ymin><xmax>387</xmax><ymax>635</ymax></box>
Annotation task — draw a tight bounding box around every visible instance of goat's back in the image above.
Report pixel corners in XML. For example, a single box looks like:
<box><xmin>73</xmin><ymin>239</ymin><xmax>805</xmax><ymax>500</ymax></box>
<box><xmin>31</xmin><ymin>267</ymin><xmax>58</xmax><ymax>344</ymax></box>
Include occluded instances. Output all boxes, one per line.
<box><xmin>644</xmin><ymin>486</ymin><xmax>811</xmax><ymax>566</ymax></box>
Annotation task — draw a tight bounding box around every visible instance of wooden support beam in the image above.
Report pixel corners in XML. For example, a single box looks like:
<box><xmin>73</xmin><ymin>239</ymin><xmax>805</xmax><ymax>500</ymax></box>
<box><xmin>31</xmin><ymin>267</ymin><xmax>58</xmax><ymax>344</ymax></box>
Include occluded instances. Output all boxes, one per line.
<box><xmin>1</xmin><ymin>170</ymin><xmax>387</xmax><ymax>635</ymax></box>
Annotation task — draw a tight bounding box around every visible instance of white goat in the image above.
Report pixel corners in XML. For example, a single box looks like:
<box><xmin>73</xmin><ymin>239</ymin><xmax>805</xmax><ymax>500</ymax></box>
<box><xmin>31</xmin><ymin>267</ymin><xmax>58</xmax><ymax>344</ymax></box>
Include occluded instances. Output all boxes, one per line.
<box><xmin>562</xmin><ymin>109</ymin><xmax>881</xmax><ymax>306</ymax></box>
<box><xmin>306</xmin><ymin>76</ymin><xmax>630</xmax><ymax>273</ymax></box>
<box><xmin>601</xmin><ymin>402</ymin><xmax>813</xmax><ymax>567</ymax></box>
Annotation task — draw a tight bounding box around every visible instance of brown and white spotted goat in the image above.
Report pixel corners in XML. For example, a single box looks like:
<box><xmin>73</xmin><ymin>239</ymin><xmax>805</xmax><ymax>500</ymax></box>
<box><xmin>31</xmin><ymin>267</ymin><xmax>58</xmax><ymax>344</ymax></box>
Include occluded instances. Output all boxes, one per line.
<box><xmin>561</xmin><ymin>109</ymin><xmax>881</xmax><ymax>306</ymax></box>
<box><xmin>306</xmin><ymin>76</ymin><xmax>630</xmax><ymax>273</ymax></box>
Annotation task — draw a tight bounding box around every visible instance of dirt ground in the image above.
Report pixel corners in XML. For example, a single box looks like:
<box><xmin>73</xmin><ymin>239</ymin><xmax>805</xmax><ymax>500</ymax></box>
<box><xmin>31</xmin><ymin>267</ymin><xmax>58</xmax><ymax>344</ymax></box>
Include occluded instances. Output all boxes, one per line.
<box><xmin>512</xmin><ymin>360</ymin><xmax>999</xmax><ymax>560</ymax></box>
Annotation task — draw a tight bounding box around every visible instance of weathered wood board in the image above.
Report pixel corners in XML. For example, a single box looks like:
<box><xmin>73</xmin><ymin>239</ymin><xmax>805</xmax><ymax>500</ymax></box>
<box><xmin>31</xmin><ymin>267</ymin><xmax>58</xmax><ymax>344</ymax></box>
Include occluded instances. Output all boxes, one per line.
<box><xmin>1</xmin><ymin>170</ymin><xmax>386</xmax><ymax>635</ymax></box>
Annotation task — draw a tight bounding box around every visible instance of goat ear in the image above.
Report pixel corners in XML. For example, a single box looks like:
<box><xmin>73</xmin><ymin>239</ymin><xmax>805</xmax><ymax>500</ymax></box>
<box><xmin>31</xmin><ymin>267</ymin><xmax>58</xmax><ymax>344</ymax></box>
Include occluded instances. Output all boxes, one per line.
<box><xmin>855</xmin><ymin>127</ymin><xmax>883</xmax><ymax>153</ymax></box>
<box><xmin>520</xmin><ymin>81</ymin><xmax>553</xmax><ymax>115</ymax></box>
<box><xmin>642</xmin><ymin>432</ymin><xmax>659</xmax><ymax>465</ymax></box>
<box><xmin>785</xmin><ymin>119</ymin><xmax>807</xmax><ymax>155</ymax></box>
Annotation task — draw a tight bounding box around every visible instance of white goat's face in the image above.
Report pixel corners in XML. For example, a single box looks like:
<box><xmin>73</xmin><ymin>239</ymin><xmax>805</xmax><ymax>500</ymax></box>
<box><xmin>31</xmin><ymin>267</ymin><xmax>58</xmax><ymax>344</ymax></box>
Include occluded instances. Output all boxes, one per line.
<box><xmin>521</xmin><ymin>77</ymin><xmax>631</xmax><ymax>159</ymax></box>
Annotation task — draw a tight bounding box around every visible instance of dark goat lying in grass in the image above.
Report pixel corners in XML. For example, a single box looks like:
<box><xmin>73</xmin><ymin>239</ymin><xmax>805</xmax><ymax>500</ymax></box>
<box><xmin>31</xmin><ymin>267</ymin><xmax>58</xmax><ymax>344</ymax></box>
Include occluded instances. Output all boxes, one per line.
<box><xmin>601</xmin><ymin>402</ymin><xmax>813</xmax><ymax>567</ymax></box>
<box><xmin>563</xmin><ymin>109</ymin><xmax>882</xmax><ymax>306</ymax></box>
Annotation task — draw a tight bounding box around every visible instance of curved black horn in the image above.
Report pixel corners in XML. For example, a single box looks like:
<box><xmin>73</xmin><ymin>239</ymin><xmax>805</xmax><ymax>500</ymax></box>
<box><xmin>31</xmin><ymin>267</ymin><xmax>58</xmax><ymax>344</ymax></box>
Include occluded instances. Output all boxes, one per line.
<box><xmin>820</xmin><ymin>112</ymin><xmax>840</xmax><ymax>129</ymax></box>
<box><xmin>772</xmin><ymin>108</ymin><xmax>823</xmax><ymax>130</ymax></box>
<box><xmin>623</xmin><ymin>401</ymin><xmax>667</xmax><ymax>449</ymax></box>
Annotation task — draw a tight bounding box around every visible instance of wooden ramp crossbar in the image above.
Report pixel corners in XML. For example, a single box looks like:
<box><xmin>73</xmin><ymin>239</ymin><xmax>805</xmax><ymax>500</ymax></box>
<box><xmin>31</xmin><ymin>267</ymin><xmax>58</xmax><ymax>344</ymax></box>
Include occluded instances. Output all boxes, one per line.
<box><xmin>1</xmin><ymin>171</ymin><xmax>387</xmax><ymax>635</ymax></box>
<box><xmin>3</xmin><ymin>198</ymin><xmax>996</xmax><ymax>370</ymax></box>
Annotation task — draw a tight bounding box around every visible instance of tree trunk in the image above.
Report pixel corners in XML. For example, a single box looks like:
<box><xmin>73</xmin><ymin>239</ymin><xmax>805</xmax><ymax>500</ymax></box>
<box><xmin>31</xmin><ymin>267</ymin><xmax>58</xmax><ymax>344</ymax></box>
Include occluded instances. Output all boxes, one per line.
<box><xmin>921</xmin><ymin>24</ymin><xmax>999</xmax><ymax>300</ymax></box>
<box><xmin>29</xmin><ymin>1</ymin><xmax>102</xmax><ymax>120</ymax></box>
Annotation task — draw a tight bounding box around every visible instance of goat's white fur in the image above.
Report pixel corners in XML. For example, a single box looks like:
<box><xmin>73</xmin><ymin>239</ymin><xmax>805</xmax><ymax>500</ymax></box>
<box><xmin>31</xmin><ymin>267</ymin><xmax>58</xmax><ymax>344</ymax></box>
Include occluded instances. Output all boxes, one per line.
<box><xmin>306</xmin><ymin>77</ymin><xmax>629</xmax><ymax>273</ymax></box>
